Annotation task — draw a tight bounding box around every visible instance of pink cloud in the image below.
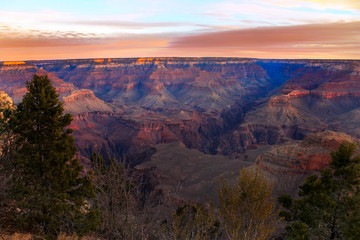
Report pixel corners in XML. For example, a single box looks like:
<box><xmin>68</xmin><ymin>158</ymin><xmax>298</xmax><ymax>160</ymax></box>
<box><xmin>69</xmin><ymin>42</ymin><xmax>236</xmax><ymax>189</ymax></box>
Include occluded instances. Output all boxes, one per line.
<box><xmin>165</xmin><ymin>21</ymin><xmax>360</xmax><ymax>59</ymax></box>
<box><xmin>0</xmin><ymin>22</ymin><xmax>359</xmax><ymax>60</ymax></box>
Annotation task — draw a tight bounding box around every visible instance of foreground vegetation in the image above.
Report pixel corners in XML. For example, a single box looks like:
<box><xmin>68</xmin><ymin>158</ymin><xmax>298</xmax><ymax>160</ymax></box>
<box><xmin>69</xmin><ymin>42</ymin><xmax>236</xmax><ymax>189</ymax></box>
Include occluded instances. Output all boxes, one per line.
<box><xmin>0</xmin><ymin>75</ymin><xmax>101</xmax><ymax>238</ymax></box>
<box><xmin>279</xmin><ymin>142</ymin><xmax>360</xmax><ymax>239</ymax></box>
<box><xmin>1</xmin><ymin>75</ymin><xmax>359</xmax><ymax>239</ymax></box>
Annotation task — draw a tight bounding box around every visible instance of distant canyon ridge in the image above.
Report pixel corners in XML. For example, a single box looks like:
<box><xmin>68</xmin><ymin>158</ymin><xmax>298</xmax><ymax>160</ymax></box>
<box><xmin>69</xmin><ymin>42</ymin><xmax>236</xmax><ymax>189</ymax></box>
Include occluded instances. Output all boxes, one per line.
<box><xmin>1</xmin><ymin>57</ymin><xmax>360</xmax><ymax>198</ymax></box>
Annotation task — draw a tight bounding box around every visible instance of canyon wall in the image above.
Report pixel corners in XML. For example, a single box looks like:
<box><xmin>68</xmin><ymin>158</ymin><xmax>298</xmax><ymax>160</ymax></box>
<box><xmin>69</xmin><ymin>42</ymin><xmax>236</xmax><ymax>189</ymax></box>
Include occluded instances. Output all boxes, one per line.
<box><xmin>0</xmin><ymin>58</ymin><xmax>359</xmax><ymax>162</ymax></box>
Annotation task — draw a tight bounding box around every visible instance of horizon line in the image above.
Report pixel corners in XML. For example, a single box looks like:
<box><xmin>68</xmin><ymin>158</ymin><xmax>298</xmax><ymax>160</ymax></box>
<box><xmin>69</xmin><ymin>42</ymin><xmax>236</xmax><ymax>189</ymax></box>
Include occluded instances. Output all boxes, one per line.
<box><xmin>1</xmin><ymin>56</ymin><xmax>359</xmax><ymax>62</ymax></box>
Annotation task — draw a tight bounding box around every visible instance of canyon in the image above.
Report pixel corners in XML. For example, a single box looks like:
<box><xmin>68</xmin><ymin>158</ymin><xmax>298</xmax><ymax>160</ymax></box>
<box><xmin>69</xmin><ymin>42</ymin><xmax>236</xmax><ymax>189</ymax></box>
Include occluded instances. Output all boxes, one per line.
<box><xmin>1</xmin><ymin>58</ymin><xmax>359</xmax><ymax>198</ymax></box>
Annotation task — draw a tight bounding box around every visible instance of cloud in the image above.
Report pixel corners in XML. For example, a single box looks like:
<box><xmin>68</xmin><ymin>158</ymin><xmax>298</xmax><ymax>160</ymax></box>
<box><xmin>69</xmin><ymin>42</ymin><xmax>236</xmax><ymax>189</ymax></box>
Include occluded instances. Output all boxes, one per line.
<box><xmin>0</xmin><ymin>30</ymin><xmax>171</xmax><ymax>49</ymax></box>
<box><xmin>0</xmin><ymin>37</ymin><xmax>96</xmax><ymax>48</ymax></box>
<box><xmin>298</xmin><ymin>0</ymin><xmax>360</xmax><ymax>10</ymax></box>
<box><xmin>0</xmin><ymin>25</ymin><xmax>100</xmax><ymax>48</ymax></box>
<box><xmin>166</xmin><ymin>21</ymin><xmax>360</xmax><ymax>59</ymax></box>
<box><xmin>249</xmin><ymin>0</ymin><xmax>360</xmax><ymax>12</ymax></box>
<box><xmin>0</xmin><ymin>9</ymin><xmax>359</xmax><ymax>60</ymax></box>
<box><xmin>171</xmin><ymin>21</ymin><xmax>359</xmax><ymax>48</ymax></box>
<box><xmin>59</xmin><ymin>20</ymin><xmax>192</xmax><ymax>29</ymax></box>
<box><xmin>1</xmin><ymin>21</ymin><xmax>359</xmax><ymax>60</ymax></box>
<box><xmin>199</xmin><ymin>1</ymin><xmax>359</xmax><ymax>26</ymax></box>
<box><xmin>0</xmin><ymin>29</ymin><xmax>174</xmax><ymax>60</ymax></box>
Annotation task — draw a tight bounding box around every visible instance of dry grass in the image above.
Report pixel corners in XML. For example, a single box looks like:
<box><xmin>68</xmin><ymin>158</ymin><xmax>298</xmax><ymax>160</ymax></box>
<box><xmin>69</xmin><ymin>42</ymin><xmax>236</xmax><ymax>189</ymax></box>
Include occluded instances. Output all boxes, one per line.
<box><xmin>0</xmin><ymin>233</ymin><xmax>33</xmax><ymax>240</ymax></box>
<box><xmin>0</xmin><ymin>233</ymin><xmax>102</xmax><ymax>240</ymax></box>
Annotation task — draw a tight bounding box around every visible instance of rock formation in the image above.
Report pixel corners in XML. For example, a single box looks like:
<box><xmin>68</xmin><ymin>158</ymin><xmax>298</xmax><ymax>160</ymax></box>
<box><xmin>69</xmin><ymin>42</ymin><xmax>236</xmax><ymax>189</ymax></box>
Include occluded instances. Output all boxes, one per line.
<box><xmin>256</xmin><ymin>131</ymin><xmax>359</xmax><ymax>195</ymax></box>
<box><xmin>0</xmin><ymin>58</ymin><xmax>359</xmax><ymax>162</ymax></box>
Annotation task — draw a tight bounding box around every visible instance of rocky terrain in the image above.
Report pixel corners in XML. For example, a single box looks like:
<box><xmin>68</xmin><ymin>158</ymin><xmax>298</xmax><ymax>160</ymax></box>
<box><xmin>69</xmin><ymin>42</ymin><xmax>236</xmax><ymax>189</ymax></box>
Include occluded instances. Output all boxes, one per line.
<box><xmin>136</xmin><ymin>142</ymin><xmax>271</xmax><ymax>201</ymax></box>
<box><xmin>136</xmin><ymin>131</ymin><xmax>356</xmax><ymax>201</ymax></box>
<box><xmin>1</xmin><ymin>58</ymin><xmax>359</xmax><ymax>160</ymax></box>
<box><xmin>1</xmin><ymin>58</ymin><xmax>359</xmax><ymax>196</ymax></box>
<box><xmin>256</xmin><ymin>130</ymin><xmax>359</xmax><ymax>196</ymax></box>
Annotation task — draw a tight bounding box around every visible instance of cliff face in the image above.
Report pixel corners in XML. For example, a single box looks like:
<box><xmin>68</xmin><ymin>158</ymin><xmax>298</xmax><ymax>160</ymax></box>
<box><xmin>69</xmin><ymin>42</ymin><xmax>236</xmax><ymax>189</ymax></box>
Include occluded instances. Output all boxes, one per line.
<box><xmin>63</xmin><ymin>89</ymin><xmax>114</xmax><ymax>113</ymax></box>
<box><xmin>255</xmin><ymin>131</ymin><xmax>358</xmax><ymax>195</ymax></box>
<box><xmin>0</xmin><ymin>58</ymin><xmax>359</xmax><ymax>161</ymax></box>
<box><xmin>217</xmin><ymin>60</ymin><xmax>360</xmax><ymax>154</ymax></box>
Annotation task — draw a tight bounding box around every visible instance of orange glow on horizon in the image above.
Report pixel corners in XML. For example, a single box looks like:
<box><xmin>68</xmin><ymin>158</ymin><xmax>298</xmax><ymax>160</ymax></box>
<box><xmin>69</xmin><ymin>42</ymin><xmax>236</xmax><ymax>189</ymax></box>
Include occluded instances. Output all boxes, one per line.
<box><xmin>0</xmin><ymin>22</ymin><xmax>359</xmax><ymax>61</ymax></box>
<box><xmin>3</xmin><ymin>61</ymin><xmax>26</xmax><ymax>65</ymax></box>
<box><xmin>93</xmin><ymin>59</ymin><xmax>105</xmax><ymax>63</ymax></box>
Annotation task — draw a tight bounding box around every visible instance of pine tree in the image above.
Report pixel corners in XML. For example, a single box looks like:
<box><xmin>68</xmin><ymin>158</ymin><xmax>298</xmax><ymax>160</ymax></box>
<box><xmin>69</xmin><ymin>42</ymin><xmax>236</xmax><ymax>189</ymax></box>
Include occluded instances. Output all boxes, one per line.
<box><xmin>6</xmin><ymin>75</ymin><xmax>100</xmax><ymax>238</ymax></box>
<box><xmin>279</xmin><ymin>142</ymin><xmax>360</xmax><ymax>239</ymax></box>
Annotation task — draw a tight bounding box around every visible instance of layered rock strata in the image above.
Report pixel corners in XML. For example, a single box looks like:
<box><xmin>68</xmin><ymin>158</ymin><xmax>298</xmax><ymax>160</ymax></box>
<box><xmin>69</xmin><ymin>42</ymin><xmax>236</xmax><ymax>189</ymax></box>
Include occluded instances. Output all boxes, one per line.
<box><xmin>256</xmin><ymin>131</ymin><xmax>358</xmax><ymax>195</ymax></box>
<box><xmin>0</xmin><ymin>58</ymin><xmax>359</xmax><ymax>160</ymax></box>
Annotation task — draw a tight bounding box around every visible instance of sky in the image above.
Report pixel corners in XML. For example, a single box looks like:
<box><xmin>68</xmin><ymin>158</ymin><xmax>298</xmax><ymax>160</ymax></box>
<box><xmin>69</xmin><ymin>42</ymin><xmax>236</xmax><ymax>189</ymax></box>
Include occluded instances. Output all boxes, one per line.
<box><xmin>0</xmin><ymin>0</ymin><xmax>359</xmax><ymax>60</ymax></box>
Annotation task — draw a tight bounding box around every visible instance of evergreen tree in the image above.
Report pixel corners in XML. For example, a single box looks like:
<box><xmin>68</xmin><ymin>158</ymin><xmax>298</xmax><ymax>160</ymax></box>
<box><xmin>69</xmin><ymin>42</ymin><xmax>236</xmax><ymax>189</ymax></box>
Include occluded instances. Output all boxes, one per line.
<box><xmin>279</xmin><ymin>142</ymin><xmax>360</xmax><ymax>239</ymax></box>
<box><xmin>6</xmin><ymin>75</ymin><xmax>100</xmax><ymax>238</ymax></box>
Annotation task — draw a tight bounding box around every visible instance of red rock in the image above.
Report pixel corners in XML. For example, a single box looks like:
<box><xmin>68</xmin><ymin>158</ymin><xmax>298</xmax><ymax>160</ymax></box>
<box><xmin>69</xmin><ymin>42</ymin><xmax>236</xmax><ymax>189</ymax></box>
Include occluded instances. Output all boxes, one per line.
<box><xmin>255</xmin><ymin>130</ymin><xmax>358</xmax><ymax>195</ymax></box>
<box><xmin>1</xmin><ymin>58</ymin><xmax>359</xmax><ymax>161</ymax></box>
